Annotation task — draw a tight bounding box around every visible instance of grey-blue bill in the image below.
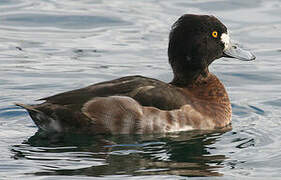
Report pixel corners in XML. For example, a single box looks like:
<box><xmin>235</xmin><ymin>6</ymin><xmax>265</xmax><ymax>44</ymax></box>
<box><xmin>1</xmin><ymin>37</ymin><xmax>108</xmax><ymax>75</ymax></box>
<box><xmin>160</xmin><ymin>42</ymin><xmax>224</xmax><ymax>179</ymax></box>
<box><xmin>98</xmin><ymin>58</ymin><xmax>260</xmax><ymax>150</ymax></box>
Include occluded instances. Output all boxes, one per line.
<box><xmin>223</xmin><ymin>42</ymin><xmax>256</xmax><ymax>61</ymax></box>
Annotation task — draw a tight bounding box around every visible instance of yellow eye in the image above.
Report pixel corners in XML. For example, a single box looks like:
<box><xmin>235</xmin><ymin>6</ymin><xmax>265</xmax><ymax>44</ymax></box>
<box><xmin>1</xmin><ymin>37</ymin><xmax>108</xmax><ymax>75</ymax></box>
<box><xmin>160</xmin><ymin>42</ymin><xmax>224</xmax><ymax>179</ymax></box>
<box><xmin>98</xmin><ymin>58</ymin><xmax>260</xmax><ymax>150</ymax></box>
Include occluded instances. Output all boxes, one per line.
<box><xmin>212</xmin><ymin>31</ymin><xmax>218</xmax><ymax>38</ymax></box>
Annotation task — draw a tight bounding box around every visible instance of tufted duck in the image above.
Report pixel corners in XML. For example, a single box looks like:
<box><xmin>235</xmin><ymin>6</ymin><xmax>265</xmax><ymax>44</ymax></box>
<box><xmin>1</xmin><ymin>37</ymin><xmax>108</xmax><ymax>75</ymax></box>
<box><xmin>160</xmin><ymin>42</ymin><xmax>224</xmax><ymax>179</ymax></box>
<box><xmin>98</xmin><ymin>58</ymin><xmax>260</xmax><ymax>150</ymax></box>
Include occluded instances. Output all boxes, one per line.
<box><xmin>16</xmin><ymin>14</ymin><xmax>255</xmax><ymax>134</ymax></box>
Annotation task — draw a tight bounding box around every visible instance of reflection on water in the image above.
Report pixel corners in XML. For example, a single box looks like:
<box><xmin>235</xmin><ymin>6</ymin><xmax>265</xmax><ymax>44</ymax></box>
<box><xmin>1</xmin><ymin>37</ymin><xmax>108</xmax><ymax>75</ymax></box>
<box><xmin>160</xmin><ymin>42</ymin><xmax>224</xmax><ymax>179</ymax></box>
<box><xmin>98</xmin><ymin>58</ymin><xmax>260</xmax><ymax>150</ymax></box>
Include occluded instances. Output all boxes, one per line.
<box><xmin>12</xmin><ymin>128</ymin><xmax>232</xmax><ymax>177</ymax></box>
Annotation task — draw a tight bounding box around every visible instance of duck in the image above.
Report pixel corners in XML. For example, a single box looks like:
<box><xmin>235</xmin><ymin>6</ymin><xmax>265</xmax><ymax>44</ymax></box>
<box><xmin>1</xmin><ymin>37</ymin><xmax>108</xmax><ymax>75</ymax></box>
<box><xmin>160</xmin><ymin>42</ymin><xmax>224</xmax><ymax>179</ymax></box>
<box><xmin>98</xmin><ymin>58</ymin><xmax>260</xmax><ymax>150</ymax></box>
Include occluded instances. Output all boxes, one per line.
<box><xmin>16</xmin><ymin>14</ymin><xmax>255</xmax><ymax>135</ymax></box>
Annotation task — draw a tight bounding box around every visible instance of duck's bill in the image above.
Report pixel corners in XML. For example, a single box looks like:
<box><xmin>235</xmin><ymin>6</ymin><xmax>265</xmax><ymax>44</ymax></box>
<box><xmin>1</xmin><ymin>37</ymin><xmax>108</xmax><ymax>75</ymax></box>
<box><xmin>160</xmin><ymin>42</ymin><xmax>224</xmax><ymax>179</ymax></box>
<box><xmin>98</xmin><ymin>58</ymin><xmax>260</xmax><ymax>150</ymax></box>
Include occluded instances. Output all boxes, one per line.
<box><xmin>223</xmin><ymin>43</ymin><xmax>256</xmax><ymax>61</ymax></box>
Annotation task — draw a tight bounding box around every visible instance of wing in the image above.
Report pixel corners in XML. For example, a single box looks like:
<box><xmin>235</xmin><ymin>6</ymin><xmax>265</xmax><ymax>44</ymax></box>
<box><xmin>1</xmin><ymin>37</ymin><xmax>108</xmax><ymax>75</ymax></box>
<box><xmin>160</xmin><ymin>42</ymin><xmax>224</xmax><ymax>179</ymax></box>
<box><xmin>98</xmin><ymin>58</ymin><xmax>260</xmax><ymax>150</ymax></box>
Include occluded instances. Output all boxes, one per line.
<box><xmin>40</xmin><ymin>75</ymin><xmax>190</xmax><ymax>110</ymax></box>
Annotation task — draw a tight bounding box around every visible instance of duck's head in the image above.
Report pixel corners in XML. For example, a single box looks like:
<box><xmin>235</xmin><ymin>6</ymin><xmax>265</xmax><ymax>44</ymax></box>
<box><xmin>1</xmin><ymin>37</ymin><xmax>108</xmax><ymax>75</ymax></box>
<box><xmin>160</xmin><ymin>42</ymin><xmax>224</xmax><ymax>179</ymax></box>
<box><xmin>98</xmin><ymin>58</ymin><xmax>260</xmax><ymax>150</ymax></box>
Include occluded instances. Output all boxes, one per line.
<box><xmin>168</xmin><ymin>14</ymin><xmax>255</xmax><ymax>85</ymax></box>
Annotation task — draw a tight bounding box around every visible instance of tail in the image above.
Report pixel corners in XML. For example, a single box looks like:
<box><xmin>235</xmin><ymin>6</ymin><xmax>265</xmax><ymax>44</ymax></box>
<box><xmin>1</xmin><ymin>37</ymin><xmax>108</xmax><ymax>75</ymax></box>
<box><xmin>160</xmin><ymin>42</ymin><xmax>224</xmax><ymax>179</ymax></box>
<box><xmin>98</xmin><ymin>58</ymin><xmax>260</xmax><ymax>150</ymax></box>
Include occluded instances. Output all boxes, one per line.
<box><xmin>14</xmin><ymin>103</ymin><xmax>40</xmax><ymax>113</ymax></box>
<box><xmin>15</xmin><ymin>103</ymin><xmax>62</xmax><ymax>132</ymax></box>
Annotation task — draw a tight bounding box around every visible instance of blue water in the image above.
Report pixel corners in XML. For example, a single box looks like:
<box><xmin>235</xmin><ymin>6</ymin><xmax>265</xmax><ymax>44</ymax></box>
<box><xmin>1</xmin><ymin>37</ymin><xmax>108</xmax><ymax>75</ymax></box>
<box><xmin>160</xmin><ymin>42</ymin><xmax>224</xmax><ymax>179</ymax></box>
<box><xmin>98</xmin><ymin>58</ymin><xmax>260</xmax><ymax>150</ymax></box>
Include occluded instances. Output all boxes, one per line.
<box><xmin>1</xmin><ymin>0</ymin><xmax>281</xmax><ymax>179</ymax></box>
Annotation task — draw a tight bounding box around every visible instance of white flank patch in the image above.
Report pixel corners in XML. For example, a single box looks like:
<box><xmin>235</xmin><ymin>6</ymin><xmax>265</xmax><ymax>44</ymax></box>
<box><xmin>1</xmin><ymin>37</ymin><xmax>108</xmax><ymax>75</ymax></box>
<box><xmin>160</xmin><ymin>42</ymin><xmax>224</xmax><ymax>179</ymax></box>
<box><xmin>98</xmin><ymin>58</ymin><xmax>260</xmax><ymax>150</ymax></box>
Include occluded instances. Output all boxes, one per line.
<box><xmin>221</xmin><ymin>32</ymin><xmax>230</xmax><ymax>50</ymax></box>
<box><xmin>167</xmin><ymin>125</ymin><xmax>194</xmax><ymax>133</ymax></box>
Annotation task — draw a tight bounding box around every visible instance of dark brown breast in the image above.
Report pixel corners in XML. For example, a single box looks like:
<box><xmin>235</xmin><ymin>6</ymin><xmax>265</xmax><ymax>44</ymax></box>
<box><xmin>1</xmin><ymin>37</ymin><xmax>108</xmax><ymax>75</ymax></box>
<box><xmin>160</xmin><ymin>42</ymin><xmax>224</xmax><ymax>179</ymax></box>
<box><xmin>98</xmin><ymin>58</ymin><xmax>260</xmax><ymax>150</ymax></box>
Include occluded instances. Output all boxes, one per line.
<box><xmin>178</xmin><ymin>73</ymin><xmax>232</xmax><ymax>128</ymax></box>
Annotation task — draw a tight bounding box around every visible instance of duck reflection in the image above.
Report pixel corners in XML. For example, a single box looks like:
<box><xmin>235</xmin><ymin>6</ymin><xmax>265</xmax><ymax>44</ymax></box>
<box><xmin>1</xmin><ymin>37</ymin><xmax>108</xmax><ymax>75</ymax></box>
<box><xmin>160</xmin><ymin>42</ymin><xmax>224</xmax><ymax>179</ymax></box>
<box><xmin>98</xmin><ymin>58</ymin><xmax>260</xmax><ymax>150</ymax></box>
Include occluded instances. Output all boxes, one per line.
<box><xmin>12</xmin><ymin>127</ymin><xmax>231</xmax><ymax>177</ymax></box>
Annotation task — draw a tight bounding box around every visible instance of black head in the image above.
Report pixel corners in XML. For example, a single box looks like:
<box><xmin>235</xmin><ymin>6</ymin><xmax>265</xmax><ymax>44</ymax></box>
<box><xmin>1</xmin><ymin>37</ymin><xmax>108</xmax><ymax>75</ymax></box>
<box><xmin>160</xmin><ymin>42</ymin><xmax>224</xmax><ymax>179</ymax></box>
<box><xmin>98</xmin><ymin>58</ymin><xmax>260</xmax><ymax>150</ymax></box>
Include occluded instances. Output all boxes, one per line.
<box><xmin>168</xmin><ymin>14</ymin><xmax>255</xmax><ymax>85</ymax></box>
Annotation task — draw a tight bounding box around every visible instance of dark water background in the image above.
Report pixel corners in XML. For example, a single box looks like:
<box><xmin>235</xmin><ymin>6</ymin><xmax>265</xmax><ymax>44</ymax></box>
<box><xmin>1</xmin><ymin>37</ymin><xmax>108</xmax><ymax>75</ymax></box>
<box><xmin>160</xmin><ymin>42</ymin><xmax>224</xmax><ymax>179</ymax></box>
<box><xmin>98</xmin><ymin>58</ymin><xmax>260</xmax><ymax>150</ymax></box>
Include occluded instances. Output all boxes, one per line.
<box><xmin>1</xmin><ymin>0</ymin><xmax>281</xmax><ymax>179</ymax></box>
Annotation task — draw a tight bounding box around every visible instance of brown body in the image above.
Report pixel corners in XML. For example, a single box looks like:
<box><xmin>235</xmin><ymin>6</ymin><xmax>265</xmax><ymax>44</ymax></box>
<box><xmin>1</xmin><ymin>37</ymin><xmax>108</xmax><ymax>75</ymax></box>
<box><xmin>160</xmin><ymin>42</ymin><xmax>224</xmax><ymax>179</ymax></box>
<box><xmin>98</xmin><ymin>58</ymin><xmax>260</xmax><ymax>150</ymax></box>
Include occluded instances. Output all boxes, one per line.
<box><xmin>17</xmin><ymin>72</ymin><xmax>231</xmax><ymax>134</ymax></box>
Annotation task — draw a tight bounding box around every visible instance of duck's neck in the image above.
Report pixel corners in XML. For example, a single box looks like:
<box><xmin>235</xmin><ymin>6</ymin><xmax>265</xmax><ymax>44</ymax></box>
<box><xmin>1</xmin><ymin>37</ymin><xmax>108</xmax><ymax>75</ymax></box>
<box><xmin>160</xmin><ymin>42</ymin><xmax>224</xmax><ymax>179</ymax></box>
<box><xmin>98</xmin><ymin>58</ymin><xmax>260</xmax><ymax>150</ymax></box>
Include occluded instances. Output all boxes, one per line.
<box><xmin>170</xmin><ymin>67</ymin><xmax>209</xmax><ymax>87</ymax></box>
<box><xmin>170</xmin><ymin>67</ymin><xmax>231</xmax><ymax>104</ymax></box>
